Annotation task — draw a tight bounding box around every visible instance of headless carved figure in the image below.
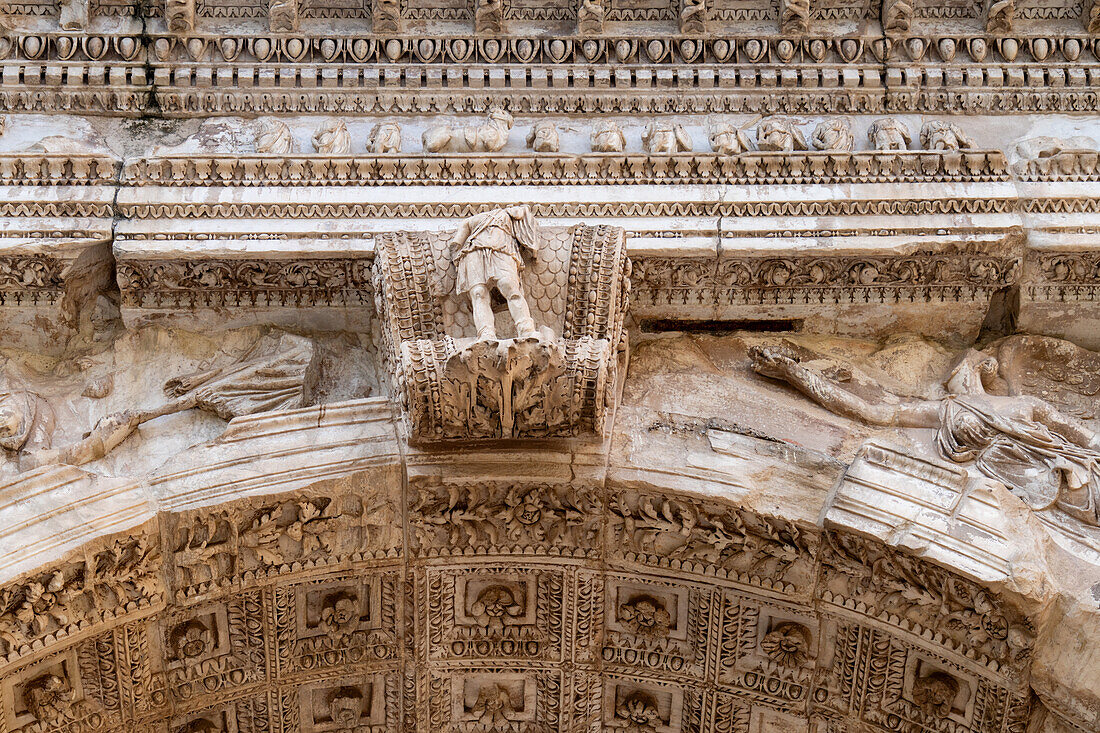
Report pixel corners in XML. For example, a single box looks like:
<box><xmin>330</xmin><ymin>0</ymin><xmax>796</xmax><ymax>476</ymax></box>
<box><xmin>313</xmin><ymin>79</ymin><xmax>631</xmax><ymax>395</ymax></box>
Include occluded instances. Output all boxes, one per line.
<box><xmin>450</xmin><ymin>206</ymin><xmax>540</xmax><ymax>341</ymax></box>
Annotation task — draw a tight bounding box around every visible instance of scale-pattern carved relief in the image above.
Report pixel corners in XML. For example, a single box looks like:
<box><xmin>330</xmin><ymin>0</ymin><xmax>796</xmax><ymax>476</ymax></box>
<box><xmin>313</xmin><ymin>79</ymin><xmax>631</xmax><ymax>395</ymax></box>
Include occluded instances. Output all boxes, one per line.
<box><xmin>374</xmin><ymin>217</ymin><xmax>629</xmax><ymax>442</ymax></box>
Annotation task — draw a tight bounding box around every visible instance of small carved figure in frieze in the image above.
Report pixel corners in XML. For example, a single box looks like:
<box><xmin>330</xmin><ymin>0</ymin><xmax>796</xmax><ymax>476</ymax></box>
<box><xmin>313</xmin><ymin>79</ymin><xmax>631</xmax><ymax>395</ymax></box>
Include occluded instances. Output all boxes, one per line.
<box><xmin>642</xmin><ymin>122</ymin><xmax>692</xmax><ymax>155</ymax></box>
<box><xmin>749</xmin><ymin>345</ymin><xmax>1100</xmax><ymax>527</ymax></box>
<box><xmin>467</xmin><ymin>684</ymin><xmax>518</xmax><ymax>726</ymax></box>
<box><xmin>709</xmin><ymin>122</ymin><xmax>752</xmax><ymax>156</ymax></box>
<box><xmin>474</xmin><ymin>0</ymin><xmax>504</xmax><ymax>34</ymax></box>
<box><xmin>592</xmin><ymin>120</ymin><xmax>627</xmax><ymax>153</ymax></box>
<box><xmin>313</xmin><ymin>120</ymin><xmax>351</xmax><ymax>155</ymax></box>
<box><xmin>256</xmin><ymin>119</ymin><xmax>294</xmax><ymax>154</ymax></box>
<box><xmin>526</xmin><ymin>121</ymin><xmax>560</xmax><ymax>153</ymax></box>
<box><xmin>578</xmin><ymin>0</ymin><xmax>605</xmax><ymax>34</ymax></box>
<box><xmin>681</xmin><ymin>0</ymin><xmax>707</xmax><ymax>33</ymax></box>
<box><xmin>867</xmin><ymin>118</ymin><xmax>911</xmax><ymax>150</ymax></box>
<box><xmin>614</xmin><ymin>691</ymin><xmax>662</xmax><ymax>731</ymax></box>
<box><xmin>882</xmin><ymin>0</ymin><xmax>912</xmax><ymax>36</ymax></box>
<box><xmin>912</xmin><ymin>671</ymin><xmax>961</xmax><ymax>718</ymax></box>
<box><xmin>449</xmin><ymin>205</ymin><xmax>541</xmax><ymax>341</ymax></box>
<box><xmin>618</xmin><ymin>595</ymin><xmax>672</xmax><ymax>638</ymax></box>
<box><xmin>23</xmin><ymin>673</ymin><xmax>74</xmax><ymax>723</ymax></box>
<box><xmin>269</xmin><ymin>0</ymin><xmax>299</xmax><ymax>32</ymax></box>
<box><xmin>757</xmin><ymin>119</ymin><xmax>806</xmax><ymax>152</ymax></box>
<box><xmin>470</xmin><ymin>584</ymin><xmax>524</xmax><ymax>633</ymax></box>
<box><xmin>984</xmin><ymin>0</ymin><xmax>1013</xmax><ymax>33</ymax></box>
<box><xmin>423</xmin><ymin>108</ymin><xmax>514</xmax><ymax>154</ymax></box>
<box><xmin>811</xmin><ymin>119</ymin><xmax>855</xmax><ymax>152</ymax></box>
<box><xmin>170</xmin><ymin>619</ymin><xmax>215</xmax><ymax>660</ymax></box>
<box><xmin>760</xmin><ymin>621</ymin><xmax>810</xmax><ymax>666</ymax></box>
<box><xmin>327</xmin><ymin>687</ymin><xmax>364</xmax><ymax>727</ymax></box>
<box><xmin>368</xmin><ymin>123</ymin><xmax>402</xmax><ymax>153</ymax></box>
<box><xmin>779</xmin><ymin>0</ymin><xmax>810</xmax><ymax>34</ymax></box>
<box><xmin>920</xmin><ymin>121</ymin><xmax>974</xmax><ymax>151</ymax></box>
<box><xmin>59</xmin><ymin>0</ymin><xmax>89</xmax><ymax>30</ymax></box>
<box><xmin>319</xmin><ymin>591</ymin><xmax>361</xmax><ymax>637</ymax></box>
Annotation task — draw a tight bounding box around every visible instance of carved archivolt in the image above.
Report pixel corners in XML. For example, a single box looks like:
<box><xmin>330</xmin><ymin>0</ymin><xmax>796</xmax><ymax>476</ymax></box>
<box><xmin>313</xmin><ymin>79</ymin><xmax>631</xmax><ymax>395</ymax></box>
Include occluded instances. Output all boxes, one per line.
<box><xmin>0</xmin><ymin>479</ymin><xmax>1035</xmax><ymax>733</ymax></box>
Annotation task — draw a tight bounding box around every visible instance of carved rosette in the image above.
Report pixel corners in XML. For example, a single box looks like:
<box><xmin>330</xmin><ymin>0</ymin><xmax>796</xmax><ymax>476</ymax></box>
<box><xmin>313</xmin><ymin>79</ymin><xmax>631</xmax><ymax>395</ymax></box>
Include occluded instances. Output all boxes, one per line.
<box><xmin>374</xmin><ymin>223</ymin><xmax>629</xmax><ymax>442</ymax></box>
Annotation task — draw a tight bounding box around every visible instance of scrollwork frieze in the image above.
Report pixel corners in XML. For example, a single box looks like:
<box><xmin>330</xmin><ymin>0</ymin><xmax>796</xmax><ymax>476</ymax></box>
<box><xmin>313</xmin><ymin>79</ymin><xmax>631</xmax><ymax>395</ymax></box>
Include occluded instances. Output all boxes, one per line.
<box><xmin>818</xmin><ymin>531</ymin><xmax>1034</xmax><ymax>677</ymax></box>
<box><xmin>115</xmin><ymin>258</ymin><xmax>374</xmax><ymax>309</ymax></box>
<box><xmin>631</xmin><ymin>252</ymin><xmax>1021</xmax><ymax>309</ymax></box>
<box><xmin>608</xmin><ymin>489</ymin><xmax>818</xmax><ymax>590</ymax></box>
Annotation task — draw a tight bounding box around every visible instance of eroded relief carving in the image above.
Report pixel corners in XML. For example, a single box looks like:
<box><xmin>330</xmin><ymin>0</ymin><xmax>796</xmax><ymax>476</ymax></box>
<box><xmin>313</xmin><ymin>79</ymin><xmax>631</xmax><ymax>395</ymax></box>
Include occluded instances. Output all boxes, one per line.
<box><xmin>680</xmin><ymin>0</ymin><xmax>706</xmax><ymax>33</ymax></box>
<box><xmin>591</xmin><ymin>121</ymin><xmax>626</xmax><ymax>152</ymax></box>
<box><xmin>58</xmin><ymin>0</ymin><xmax>88</xmax><ymax>30</ymax></box>
<box><xmin>920</xmin><ymin>121</ymin><xmax>974</xmax><ymax>151</ymax></box>
<box><xmin>312</xmin><ymin>120</ymin><xmax>351</xmax><ymax>155</ymax></box>
<box><xmin>617</xmin><ymin>595</ymin><xmax>672</xmax><ymax>638</ymax></box>
<box><xmin>779</xmin><ymin>0</ymin><xmax>809</xmax><ymax>34</ymax></box>
<box><xmin>867</xmin><ymin>118</ymin><xmax>912</xmax><ymax>150</ymax></box>
<box><xmin>642</xmin><ymin>123</ymin><xmax>692</xmax><ymax>154</ymax></box>
<box><xmin>750</xmin><ymin>343</ymin><xmax>1100</xmax><ymax>529</ymax></box>
<box><xmin>578</xmin><ymin>0</ymin><xmax>606</xmax><ymax>33</ymax></box>
<box><xmin>22</xmin><ymin>673</ymin><xmax>75</xmax><ymax>724</ymax></box>
<box><xmin>757</xmin><ymin>119</ymin><xmax>806</xmax><ymax>152</ymax></box>
<box><xmin>368</xmin><ymin>123</ymin><xmax>402</xmax><ymax>154</ymax></box>
<box><xmin>256</xmin><ymin>120</ymin><xmax>295</xmax><ymax>154</ymax></box>
<box><xmin>912</xmin><ymin>670</ymin><xmax>961</xmax><ymax>718</ymax></box>
<box><xmin>526</xmin><ymin>121</ymin><xmax>559</xmax><ymax>153</ymax></box>
<box><xmin>708</xmin><ymin>122</ymin><xmax>752</xmax><ymax>155</ymax></box>
<box><xmin>0</xmin><ymin>334</ymin><xmax>318</xmax><ymax>472</ymax></box>
<box><xmin>811</xmin><ymin>119</ymin><xmax>854</xmax><ymax>152</ymax></box>
<box><xmin>255</xmin><ymin>119</ymin><xmax>293</xmax><ymax>154</ymax></box>
<box><xmin>165</xmin><ymin>0</ymin><xmax>196</xmax><ymax>33</ymax></box>
<box><xmin>759</xmin><ymin>622</ymin><xmax>810</xmax><ymax>667</ymax></box>
<box><xmin>423</xmin><ymin>109</ymin><xmax>513</xmax><ymax>153</ymax></box>
<box><xmin>269</xmin><ymin>0</ymin><xmax>300</xmax><ymax>31</ymax></box>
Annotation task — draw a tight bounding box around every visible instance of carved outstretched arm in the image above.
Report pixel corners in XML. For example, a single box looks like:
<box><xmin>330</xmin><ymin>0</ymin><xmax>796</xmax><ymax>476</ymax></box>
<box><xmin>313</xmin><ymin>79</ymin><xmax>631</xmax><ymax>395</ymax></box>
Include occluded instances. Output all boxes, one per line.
<box><xmin>1032</xmin><ymin>400</ymin><xmax>1100</xmax><ymax>451</ymax></box>
<box><xmin>27</xmin><ymin>393</ymin><xmax>199</xmax><ymax>469</ymax></box>
<box><xmin>749</xmin><ymin>346</ymin><xmax>940</xmax><ymax>428</ymax></box>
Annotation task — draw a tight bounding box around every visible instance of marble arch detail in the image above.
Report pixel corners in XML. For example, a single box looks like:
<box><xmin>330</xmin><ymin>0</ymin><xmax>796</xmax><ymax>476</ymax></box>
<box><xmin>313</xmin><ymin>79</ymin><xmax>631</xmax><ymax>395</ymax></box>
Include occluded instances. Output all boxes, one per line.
<box><xmin>0</xmin><ymin>439</ymin><xmax>1040</xmax><ymax>733</ymax></box>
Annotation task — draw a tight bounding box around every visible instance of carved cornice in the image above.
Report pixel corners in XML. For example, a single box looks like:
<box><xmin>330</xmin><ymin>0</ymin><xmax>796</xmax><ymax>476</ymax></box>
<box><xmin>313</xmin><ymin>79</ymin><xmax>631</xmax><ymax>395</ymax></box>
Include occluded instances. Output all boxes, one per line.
<box><xmin>0</xmin><ymin>31</ymin><xmax>1094</xmax><ymax>113</ymax></box>
<box><xmin>122</xmin><ymin>150</ymin><xmax>1010</xmax><ymax>187</ymax></box>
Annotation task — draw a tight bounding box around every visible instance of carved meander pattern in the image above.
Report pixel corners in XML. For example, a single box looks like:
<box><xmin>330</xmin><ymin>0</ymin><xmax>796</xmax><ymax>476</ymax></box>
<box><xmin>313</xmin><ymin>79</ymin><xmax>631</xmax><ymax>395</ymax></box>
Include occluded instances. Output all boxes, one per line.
<box><xmin>0</xmin><ymin>481</ymin><xmax>1034</xmax><ymax>732</ymax></box>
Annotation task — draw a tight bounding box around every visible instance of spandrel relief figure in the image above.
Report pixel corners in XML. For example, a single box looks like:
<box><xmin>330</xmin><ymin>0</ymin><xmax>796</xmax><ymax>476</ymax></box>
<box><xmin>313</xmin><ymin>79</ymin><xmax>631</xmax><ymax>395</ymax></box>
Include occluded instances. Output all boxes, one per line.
<box><xmin>450</xmin><ymin>205</ymin><xmax>542</xmax><ymax>341</ymax></box>
<box><xmin>749</xmin><ymin>344</ymin><xmax>1100</xmax><ymax>527</ymax></box>
<box><xmin>0</xmin><ymin>334</ymin><xmax>317</xmax><ymax>473</ymax></box>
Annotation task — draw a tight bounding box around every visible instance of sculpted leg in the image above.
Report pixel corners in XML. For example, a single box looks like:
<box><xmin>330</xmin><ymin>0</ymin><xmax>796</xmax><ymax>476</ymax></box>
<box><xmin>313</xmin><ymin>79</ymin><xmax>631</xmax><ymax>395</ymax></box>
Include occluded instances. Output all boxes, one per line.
<box><xmin>469</xmin><ymin>284</ymin><xmax>496</xmax><ymax>340</ymax></box>
<box><xmin>498</xmin><ymin>277</ymin><xmax>537</xmax><ymax>338</ymax></box>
